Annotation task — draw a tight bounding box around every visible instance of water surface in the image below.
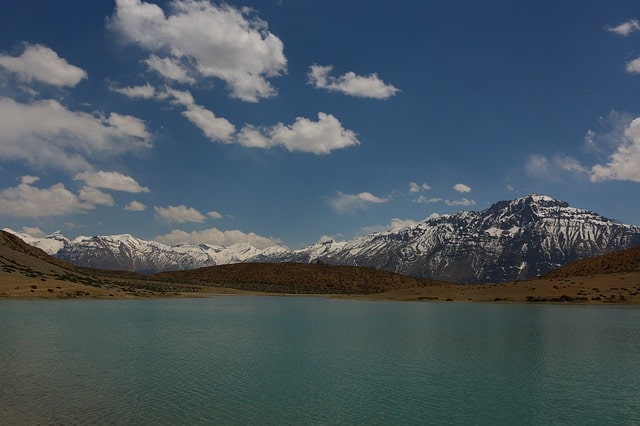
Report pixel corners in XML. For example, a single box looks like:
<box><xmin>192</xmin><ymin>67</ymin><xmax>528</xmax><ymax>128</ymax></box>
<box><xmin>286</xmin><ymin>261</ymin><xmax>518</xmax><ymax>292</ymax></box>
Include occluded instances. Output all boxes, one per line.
<box><xmin>1</xmin><ymin>297</ymin><xmax>639</xmax><ymax>424</ymax></box>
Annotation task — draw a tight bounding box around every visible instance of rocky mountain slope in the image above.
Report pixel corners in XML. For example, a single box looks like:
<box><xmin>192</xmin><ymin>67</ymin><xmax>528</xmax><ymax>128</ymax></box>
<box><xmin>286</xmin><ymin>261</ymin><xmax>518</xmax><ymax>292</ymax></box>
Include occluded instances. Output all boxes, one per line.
<box><xmin>5</xmin><ymin>229</ymin><xmax>289</xmax><ymax>275</ymax></box>
<box><xmin>267</xmin><ymin>195</ymin><xmax>640</xmax><ymax>283</ymax></box>
<box><xmin>6</xmin><ymin>194</ymin><xmax>640</xmax><ymax>283</ymax></box>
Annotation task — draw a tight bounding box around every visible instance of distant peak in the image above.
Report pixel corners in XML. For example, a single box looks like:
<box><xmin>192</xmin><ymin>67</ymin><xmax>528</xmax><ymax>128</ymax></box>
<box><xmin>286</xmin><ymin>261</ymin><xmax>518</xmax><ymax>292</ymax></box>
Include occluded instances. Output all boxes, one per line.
<box><xmin>509</xmin><ymin>194</ymin><xmax>568</xmax><ymax>208</ymax></box>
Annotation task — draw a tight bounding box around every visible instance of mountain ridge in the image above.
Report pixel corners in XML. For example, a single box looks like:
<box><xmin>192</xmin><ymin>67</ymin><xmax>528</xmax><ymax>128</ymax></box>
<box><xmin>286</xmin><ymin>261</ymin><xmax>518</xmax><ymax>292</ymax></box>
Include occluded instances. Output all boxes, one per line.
<box><xmin>5</xmin><ymin>194</ymin><xmax>640</xmax><ymax>283</ymax></box>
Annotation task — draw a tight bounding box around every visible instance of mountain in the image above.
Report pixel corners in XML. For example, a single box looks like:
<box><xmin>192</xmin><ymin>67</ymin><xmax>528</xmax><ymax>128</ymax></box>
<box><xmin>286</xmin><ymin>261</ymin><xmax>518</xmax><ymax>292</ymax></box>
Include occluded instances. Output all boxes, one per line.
<box><xmin>2</xmin><ymin>228</ymin><xmax>289</xmax><ymax>275</ymax></box>
<box><xmin>253</xmin><ymin>194</ymin><xmax>640</xmax><ymax>283</ymax></box>
<box><xmin>5</xmin><ymin>195</ymin><xmax>640</xmax><ymax>283</ymax></box>
<box><xmin>0</xmin><ymin>230</ymin><xmax>79</xmax><ymax>273</ymax></box>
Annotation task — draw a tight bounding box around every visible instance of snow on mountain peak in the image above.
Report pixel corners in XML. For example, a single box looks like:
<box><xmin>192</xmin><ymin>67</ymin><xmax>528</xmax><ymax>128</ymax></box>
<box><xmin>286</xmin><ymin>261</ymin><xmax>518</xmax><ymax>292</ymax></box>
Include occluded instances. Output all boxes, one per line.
<box><xmin>4</xmin><ymin>195</ymin><xmax>639</xmax><ymax>282</ymax></box>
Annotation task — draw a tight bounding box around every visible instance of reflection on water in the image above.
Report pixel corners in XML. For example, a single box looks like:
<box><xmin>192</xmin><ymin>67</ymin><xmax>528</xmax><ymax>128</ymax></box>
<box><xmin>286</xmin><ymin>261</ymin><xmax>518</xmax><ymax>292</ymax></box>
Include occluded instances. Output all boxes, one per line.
<box><xmin>1</xmin><ymin>298</ymin><xmax>639</xmax><ymax>424</ymax></box>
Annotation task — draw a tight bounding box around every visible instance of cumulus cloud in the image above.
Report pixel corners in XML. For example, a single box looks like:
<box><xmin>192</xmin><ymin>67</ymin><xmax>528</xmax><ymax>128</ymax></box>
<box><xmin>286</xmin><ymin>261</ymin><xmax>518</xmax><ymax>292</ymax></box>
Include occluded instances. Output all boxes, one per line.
<box><xmin>155</xmin><ymin>204</ymin><xmax>206</xmax><ymax>223</ymax></box>
<box><xmin>328</xmin><ymin>191</ymin><xmax>389</xmax><ymax>213</ymax></box>
<box><xmin>308</xmin><ymin>65</ymin><xmax>399</xmax><ymax>99</ymax></box>
<box><xmin>0</xmin><ymin>97</ymin><xmax>151</xmax><ymax>172</ymax></box>
<box><xmin>238</xmin><ymin>112</ymin><xmax>359</xmax><ymax>154</ymax></box>
<box><xmin>106</xmin><ymin>112</ymin><xmax>151</xmax><ymax>141</ymax></box>
<box><xmin>20</xmin><ymin>175</ymin><xmax>39</xmax><ymax>185</ymax></box>
<box><xmin>626</xmin><ymin>57</ymin><xmax>640</xmax><ymax>74</ymax></box>
<box><xmin>108</xmin><ymin>0</ymin><xmax>287</xmax><ymax>102</ymax></box>
<box><xmin>74</xmin><ymin>171</ymin><xmax>150</xmax><ymax>193</ymax></box>
<box><xmin>125</xmin><ymin>200</ymin><xmax>146</xmax><ymax>211</ymax></box>
<box><xmin>591</xmin><ymin>117</ymin><xmax>640</xmax><ymax>182</ymax></box>
<box><xmin>557</xmin><ymin>154</ymin><xmax>588</xmax><ymax>174</ymax></box>
<box><xmin>453</xmin><ymin>183</ymin><xmax>471</xmax><ymax>193</ymax></box>
<box><xmin>144</xmin><ymin>55</ymin><xmax>195</xmax><ymax>84</ymax></box>
<box><xmin>78</xmin><ymin>186</ymin><xmax>115</xmax><ymax>207</ymax></box>
<box><xmin>583</xmin><ymin>129</ymin><xmax>597</xmax><ymax>150</ymax></box>
<box><xmin>207</xmin><ymin>210</ymin><xmax>223</xmax><ymax>219</ymax></box>
<box><xmin>607</xmin><ymin>19</ymin><xmax>640</xmax><ymax>36</ymax></box>
<box><xmin>0</xmin><ymin>43</ymin><xmax>87</xmax><ymax>87</ymax></box>
<box><xmin>526</xmin><ymin>154</ymin><xmax>552</xmax><ymax>179</ymax></box>
<box><xmin>154</xmin><ymin>227</ymin><xmax>280</xmax><ymax>249</ymax></box>
<box><xmin>445</xmin><ymin>198</ymin><xmax>476</xmax><ymax>207</ymax></box>
<box><xmin>0</xmin><ymin>179</ymin><xmax>91</xmax><ymax>217</ymax></box>
<box><xmin>20</xmin><ymin>226</ymin><xmax>45</xmax><ymax>237</ymax></box>
<box><xmin>315</xmin><ymin>234</ymin><xmax>344</xmax><ymax>244</ymax></box>
<box><xmin>414</xmin><ymin>196</ymin><xmax>442</xmax><ymax>204</ymax></box>
<box><xmin>409</xmin><ymin>182</ymin><xmax>431</xmax><ymax>193</ymax></box>
<box><xmin>166</xmin><ymin>87</ymin><xmax>236</xmax><ymax>142</ymax></box>
<box><xmin>525</xmin><ymin>154</ymin><xmax>588</xmax><ymax>180</ymax></box>
<box><xmin>110</xmin><ymin>82</ymin><xmax>158</xmax><ymax>99</ymax></box>
<box><xmin>361</xmin><ymin>218</ymin><xmax>419</xmax><ymax>234</ymax></box>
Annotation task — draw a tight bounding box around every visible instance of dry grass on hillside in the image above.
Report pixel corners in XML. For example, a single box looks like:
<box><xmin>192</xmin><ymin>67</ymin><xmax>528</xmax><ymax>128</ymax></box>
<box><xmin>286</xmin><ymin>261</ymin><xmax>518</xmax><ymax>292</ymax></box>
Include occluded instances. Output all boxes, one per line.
<box><xmin>544</xmin><ymin>247</ymin><xmax>640</xmax><ymax>278</ymax></box>
<box><xmin>155</xmin><ymin>262</ymin><xmax>442</xmax><ymax>294</ymax></box>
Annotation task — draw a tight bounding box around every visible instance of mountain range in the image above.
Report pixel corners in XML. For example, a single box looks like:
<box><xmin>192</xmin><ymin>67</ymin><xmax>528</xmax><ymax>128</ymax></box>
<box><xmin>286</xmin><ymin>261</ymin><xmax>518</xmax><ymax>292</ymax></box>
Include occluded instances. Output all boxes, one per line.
<box><xmin>6</xmin><ymin>194</ymin><xmax>640</xmax><ymax>283</ymax></box>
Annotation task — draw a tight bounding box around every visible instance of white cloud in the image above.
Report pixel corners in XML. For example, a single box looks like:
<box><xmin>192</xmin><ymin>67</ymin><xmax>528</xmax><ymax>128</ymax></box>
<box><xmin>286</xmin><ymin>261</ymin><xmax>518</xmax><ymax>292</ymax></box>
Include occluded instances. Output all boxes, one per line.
<box><xmin>626</xmin><ymin>56</ymin><xmax>640</xmax><ymax>74</ymax></box>
<box><xmin>106</xmin><ymin>112</ymin><xmax>151</xmax><ymax>141</ymax></box>
<box><xmin>20</xmin><ymin>226</ymin><xmax>45</xmax><ymax>237</ymax></box>
<box><xmin>154</xmin><ymin>227</ymin><xmax>280</xmax><ymax>249</ymax></box>
<box><xmin>506</xmin><ymin>185</ymin><xmax>515</xmax><ymax>191</ymax></box>
<box><xmin>166</xmin><ymin>87</ymin><xmax>236</xmax><ymax>142</ymax></box>
<box><xmin>155</xmin><ymin>204</ymin><xmax>206</xmax><ymax>223</ymax></box>
<box><xmin>308</xmin><ymin>64</ymin><xmax>399</xmax><ymax>99</ymax></box>
<box><xmin>74</xmin><ymin>171</ymin><xmax>150</xmax><ymax>193</ymax></box>
<box><xmin>78</xmin><ymin>186</ymin><xmax>115</xmax><ymax>207</ymax></box>
<box><xmin>207</xmin><ymin>210</ymin><xmax>223</xmax><ymax>219</ymax></box>
<box><xmin>607</xmin><ymin>19</ymin><xmax>640</xmax><ymax>36</ymax></box>
<box><xmin>414</xmin><ymin>196</ymin><xmax>442</xmax><ymax>204</ymax></box>
<box><xmin>584</xmin><ymin>129</ymin><xmax>597</xmax><ymax>150</ymax></box>
<box><xmin>453</xmin><ymin>183</ymin><xmax>471</xmax><ymax>193</ymax></box>
<box><xmin>328</xmin><ymin>191</ymin><xmax>389</xmax><ymax>213</ymax></box>
<box><xmin>238</xmin><ymin>112</ymin><xmax>359</xmax><ymax>154</ymax></box>
<box><xmin>556</xmin><ymin>154</ymin><xmax>587</xmax><ymax>174</ymax></box>
<box><xmin>525</xmin><ymin>154</ymin><xmax>552</xmax><ymax>179</ymax></box>
<box><xmin>0</xmin><ymin>43</ymin><xmax>87</xmax><ymax>87</ymax></box>
<box><xmin>20</xmin><ymin>175</ymin><xmax>39</xmax><ymax>185</ymax></box>
<box><xmin>591</xmin><ymin>117</ymin><xmax>640</xmax><ymax>182</ymax></box>
<box><xmin>525</xmin><ymin>153</ymin><xmax>588</xmax><ymax>180</ymax></box>
<box><xmin>361</xmin><ymin>218</ymin><xmax>419</xmax><ymax>234</ymax></box>
<box><xmin>108</xmin><ymin>0</ymin><xmax>287</xmax><ymax>102</ymax></box>
<box><xmin>110</xmin><ymin>82</ymin><xmax>158</xmax><ymax>99</ymax></box>
<box><xmin>409</xmin><ymin>181</ymin><xmax>431</xmax><ymax>193</ymax></box>
<box><xmin>0</xmin><ymin>97</ymin><xmax>151</xmax><ymax>172</ymax></box>
<box><xmin>125</xmin><ymin>200</ymin><xmax>146</xmax><ymax>211</ymax></box>
<box><xmin>0</xmin><ymin>179</ymin><xmax>91</xmax><ymax>217</ymax></box>
<box><xmin>445</xmin><ymin>198</ymin><xmax>476</xmax><ymax>207</ymax></box>
<box><xmin>315</xmin><ymin>234</ymin><xmax>344</xmax><ymax>244</ymax></box>
<box><xmin>144</xmin><ymin>55</ymin><xmax>195</xmax><ymax>84</ymax></box>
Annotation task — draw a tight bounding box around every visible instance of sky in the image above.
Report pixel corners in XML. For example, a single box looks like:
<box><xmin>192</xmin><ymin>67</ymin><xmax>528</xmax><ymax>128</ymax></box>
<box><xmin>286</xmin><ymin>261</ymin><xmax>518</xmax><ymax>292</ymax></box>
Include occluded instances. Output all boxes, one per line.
<box><xmin>1</xmin><ymin>0</ymin><xmax>640</xmax><ymax>249</ymax></box>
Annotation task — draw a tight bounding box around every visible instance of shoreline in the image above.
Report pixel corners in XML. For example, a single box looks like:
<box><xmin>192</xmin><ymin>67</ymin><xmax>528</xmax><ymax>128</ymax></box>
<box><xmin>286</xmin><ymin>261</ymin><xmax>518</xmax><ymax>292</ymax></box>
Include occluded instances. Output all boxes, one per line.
<box><xmin>2</xmin><ymin>271</ymin><xmax>639</xmax><ymax>305</ymax></box>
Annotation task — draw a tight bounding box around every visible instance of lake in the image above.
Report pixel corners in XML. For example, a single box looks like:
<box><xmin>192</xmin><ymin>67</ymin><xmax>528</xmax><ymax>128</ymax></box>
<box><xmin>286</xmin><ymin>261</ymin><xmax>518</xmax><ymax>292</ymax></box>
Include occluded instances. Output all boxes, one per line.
<box><xmin>1</xmin><ymin>297</ymin><xmax>639</xmax><ymax>424</ymax></box>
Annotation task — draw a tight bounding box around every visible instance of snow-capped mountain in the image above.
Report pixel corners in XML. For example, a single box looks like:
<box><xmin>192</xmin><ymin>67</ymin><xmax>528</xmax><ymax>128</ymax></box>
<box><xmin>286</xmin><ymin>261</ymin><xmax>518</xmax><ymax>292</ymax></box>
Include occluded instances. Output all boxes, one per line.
<box><xmin>252</xmin><ymin>194</ymin><xmax>640</xmax><ymax>283</ymax></box>
<box><xmin>2</xmin><ymin>228</ymin><xmax>289</xmax><ymax>274</ymax></box>
<box><xmin>5</xmin><ymin>195</ymin><xmax>640</xmax><ymax>283</ymax></box>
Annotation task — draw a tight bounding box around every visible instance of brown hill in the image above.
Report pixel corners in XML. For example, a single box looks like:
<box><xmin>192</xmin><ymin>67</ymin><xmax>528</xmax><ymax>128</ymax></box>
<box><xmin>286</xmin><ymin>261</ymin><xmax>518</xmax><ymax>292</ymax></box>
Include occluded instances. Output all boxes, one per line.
<box><xmin>544</xmin><ymin>247</ymin><xmax>640</xmax><ymax>278</ymax></box>
<box><xmin>0</xmin><ymin>230</ymin><xmax>79</xmax><ymax>272</ymax></box>
<box><xmin>155</xmin><ymin>262</ymin><xmax>442</xmax><ymax>294</ymax></box>
<box><xmin>0</xmin><ymin>230</ymin><xmax>209</xmax><ymax>299</ymax></box>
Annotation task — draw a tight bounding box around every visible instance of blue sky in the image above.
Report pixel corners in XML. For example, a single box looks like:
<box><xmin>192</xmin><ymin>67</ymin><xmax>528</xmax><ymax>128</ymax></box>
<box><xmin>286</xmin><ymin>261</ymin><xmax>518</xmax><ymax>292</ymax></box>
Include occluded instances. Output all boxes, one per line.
<box><xmin>1</xmin><ymin>0</ymin><xmax>640</xmax><ymax>248</ymax></box>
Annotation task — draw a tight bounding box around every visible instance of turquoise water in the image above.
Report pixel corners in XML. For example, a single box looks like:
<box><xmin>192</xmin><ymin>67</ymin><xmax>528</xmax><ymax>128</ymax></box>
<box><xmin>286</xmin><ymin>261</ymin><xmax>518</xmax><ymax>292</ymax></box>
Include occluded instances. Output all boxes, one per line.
<box><xmin>1</xmin><ymin>297</ymin><xmax>639</xmax><ymax>425</ymax></box>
